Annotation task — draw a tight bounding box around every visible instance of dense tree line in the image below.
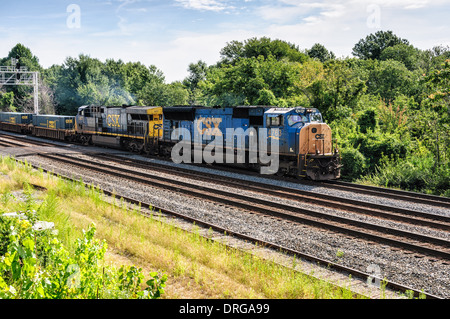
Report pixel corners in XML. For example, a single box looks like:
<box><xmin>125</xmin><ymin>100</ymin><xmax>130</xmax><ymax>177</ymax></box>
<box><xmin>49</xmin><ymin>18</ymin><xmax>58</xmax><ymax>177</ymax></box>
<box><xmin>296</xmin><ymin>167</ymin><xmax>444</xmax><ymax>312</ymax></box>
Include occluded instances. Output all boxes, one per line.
<box><xmin>0</xmin><ymin>47</ymin><xmax>189</xmax><ymax>114</ymax></box>
<box><xmin>0</xmin><ymin>31</ymin><xmax>449</xmax><ymax>195</ymax></box>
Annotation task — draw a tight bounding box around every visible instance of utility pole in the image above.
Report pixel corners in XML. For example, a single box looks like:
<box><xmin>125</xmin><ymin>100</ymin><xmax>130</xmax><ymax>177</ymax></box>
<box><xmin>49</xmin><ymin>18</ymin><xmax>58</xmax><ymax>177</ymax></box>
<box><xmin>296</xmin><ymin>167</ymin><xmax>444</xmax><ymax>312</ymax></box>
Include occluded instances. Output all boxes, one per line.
<box><xmin>0</xmin><ymin>57</ymin><xmax>39</xmax><ymax>114</ymax></box>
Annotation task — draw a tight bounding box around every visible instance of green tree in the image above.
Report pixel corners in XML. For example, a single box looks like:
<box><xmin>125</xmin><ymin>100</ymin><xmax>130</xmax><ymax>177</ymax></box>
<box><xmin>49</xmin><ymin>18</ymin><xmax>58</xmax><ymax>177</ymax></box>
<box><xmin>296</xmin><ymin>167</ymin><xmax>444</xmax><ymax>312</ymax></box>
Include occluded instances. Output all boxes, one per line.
<box><xmin>219</xmin><ymin>40</ymin><xmax>245</xmax><ymax>64</ymax></box>
<box><xmin>219</xmin><ymin>37</ymin><xmax>308</xmax><ymax>64</ymax></box>
<box><xmin>352</xmin><ymin>30</ymin><xmax>409</xmax><ymax>60</ymax></box>
<box><xmin>1</xmin><ymin>44</ymin><xmax>42</xmax><ymax>112</ymax></box>
<box><xmin>4</xmin><ymin>43</ymin><xmax>41</xmax><ymax>72</ymax></box>
<box><xmin>0</xmin><ymin>91</ymin><xmax>15</xmax><ymax>111</ymax></box>
<box><xmin>52</xmin><ymin>54</ymin><xmax>106</xmax><ymax>113</ymax></box>
<box><xmin>307</xmin><ymin>43</ymin><xmax>336</xmax><ymax>62</ymax></box>
<box><xmin>183</xmin><ymin>60</ymin><xmax>208</xmax><ymax>105</ymax></box>
<box><xmin>366</xmin><ymin>59</ymin><xmax>415</xmax><ymax>103</ymax></box>
<box><xmin>419</xmin><ymin>59</ymin><xmax>450</xmax><ymax>169</ymax></box>
<box><xmin>357</xmin><ymin>107</ymin><xmax>377</xmax><ymax>133</ymax></box>
<box><xmin>308</xmin><ymin>59</ymin><xmax>366</xmax><ymax>120</ymax></box>
<box><xmin>418</xmin><ymin>45</ymin><xmax>450</xmax><ymax>73</ymax></box>
<box><xmin>183</xmin><ymin>60</ymin><xmax>208</xmax><ymax>91</ymax></box>
<box><xmin>340</xmin><ymin>148</ymin><xmax>367</xmax><ymax>180</ymax></box>
<box><xmin>160</xmin><ymin>81</ymin><xmax>189</xmax><ymax>106</ymax></box>
<box><xmin>49</xmin><ymin>56</ymin><xmax>169</xmax><ymax>113</ymax></box>
<box><xmin>380</xmin><ymin>43</ymin><xmax>420</xmax><ymax>71</ymax></box>
<box><xmin>255</xmin><ymin>88</ymin><xmax>278</xmax><ymax>105</ymax></box>
<box><xmin>199</xmin><ymin>55</ymin><xmax>301</xmax><ymax>107</ymax></box>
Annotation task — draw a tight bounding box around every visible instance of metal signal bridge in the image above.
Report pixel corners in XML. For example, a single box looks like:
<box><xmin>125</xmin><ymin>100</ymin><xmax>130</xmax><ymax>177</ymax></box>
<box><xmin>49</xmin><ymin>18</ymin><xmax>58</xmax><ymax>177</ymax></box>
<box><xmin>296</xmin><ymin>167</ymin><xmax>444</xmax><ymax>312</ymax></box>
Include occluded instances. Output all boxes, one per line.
<box><xmin>0</xmin><ymin>57</ymin><xmax>39</xmax><ymax>114</ymax></box>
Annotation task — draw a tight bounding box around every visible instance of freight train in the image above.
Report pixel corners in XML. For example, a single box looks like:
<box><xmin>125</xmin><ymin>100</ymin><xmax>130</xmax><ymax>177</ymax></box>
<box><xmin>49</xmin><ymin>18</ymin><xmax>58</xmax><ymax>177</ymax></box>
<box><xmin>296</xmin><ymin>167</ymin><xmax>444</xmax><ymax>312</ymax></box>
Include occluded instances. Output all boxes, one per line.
<box><xmin>0</xmin><ymin>105</ymin><xmax>341</xmax><ymax>180</ymax></box>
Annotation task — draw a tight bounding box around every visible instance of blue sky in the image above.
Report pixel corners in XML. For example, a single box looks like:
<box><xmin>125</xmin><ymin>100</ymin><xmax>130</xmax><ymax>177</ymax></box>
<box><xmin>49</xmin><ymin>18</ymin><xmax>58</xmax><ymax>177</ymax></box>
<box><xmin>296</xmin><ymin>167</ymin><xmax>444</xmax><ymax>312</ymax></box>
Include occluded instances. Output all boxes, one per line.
<box><xmin>1</xmin><ymin>0</ymin><xmax>449</xmax><ymax>82</ymax></box>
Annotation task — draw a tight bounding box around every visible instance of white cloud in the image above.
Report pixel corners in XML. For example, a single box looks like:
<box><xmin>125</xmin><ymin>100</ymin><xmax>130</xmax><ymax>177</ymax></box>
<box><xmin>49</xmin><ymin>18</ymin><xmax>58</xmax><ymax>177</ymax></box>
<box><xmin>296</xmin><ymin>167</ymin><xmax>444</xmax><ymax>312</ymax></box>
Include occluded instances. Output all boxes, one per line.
<box><xmin>257</xmin><ymin>5</ymin><xmax>306</xmax><ymax>23</ymax></box>
<box><xmin>146</xmin><ymin>29</ymin><xmax>258</xmax><ymax>81</ymax></box>
<box><xmin>360</xmin><ymin>0</ymin><xmax>430</xmax><ymax>9</ymax></box>
<box><xmin>174</xmin><ymin>0</ymin><xmax>232</xmax><ymax>12</ymax></box>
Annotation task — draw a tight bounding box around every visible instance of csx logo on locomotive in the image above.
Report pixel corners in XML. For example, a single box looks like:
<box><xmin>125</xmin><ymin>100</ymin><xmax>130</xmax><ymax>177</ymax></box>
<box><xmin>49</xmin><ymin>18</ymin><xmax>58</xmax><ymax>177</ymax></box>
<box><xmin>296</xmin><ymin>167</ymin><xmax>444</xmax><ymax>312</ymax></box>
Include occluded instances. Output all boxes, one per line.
<box><xmin>107</xmin><ymin>114</ymin><xmax>121</xmax><ymax>128</ymax></box>
<box><xmin>196</xmin><ymin>117</ymin><xmax>222</xmax><ymax>136</ymax></box>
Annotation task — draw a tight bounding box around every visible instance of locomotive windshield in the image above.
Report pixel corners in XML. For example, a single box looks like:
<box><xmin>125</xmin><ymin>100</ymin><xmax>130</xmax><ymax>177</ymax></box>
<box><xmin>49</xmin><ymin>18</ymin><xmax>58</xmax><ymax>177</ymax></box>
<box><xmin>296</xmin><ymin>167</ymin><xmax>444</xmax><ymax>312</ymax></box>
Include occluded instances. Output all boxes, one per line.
<box><xmin>287</xmin><ymin>114</ymin><xmax>308</xmax><ymax>126</ymax></box>
<box><xmin>310</xmin><ymin>112</ymin><xmax>322</xmax><ymax>123</ymax></box>
<box><xmin>287</xmin><ymin>112</ymin><xmax>322</xmax><ymax>126</ymax></box>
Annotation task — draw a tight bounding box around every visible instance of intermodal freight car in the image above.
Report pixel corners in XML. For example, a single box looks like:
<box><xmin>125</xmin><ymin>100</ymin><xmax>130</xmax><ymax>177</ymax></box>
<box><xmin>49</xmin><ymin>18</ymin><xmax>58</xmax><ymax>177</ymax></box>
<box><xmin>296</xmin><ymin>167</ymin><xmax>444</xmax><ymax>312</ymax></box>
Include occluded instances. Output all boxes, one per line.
<box><xmin>0</xmin><ymin>112</ymin><xmax>33</xmax><ymax>133</ymax></box>
<box><xmin>31</xmin><ymin>115</ymin><xmax>76</xmax><ymax>140</ymax></box>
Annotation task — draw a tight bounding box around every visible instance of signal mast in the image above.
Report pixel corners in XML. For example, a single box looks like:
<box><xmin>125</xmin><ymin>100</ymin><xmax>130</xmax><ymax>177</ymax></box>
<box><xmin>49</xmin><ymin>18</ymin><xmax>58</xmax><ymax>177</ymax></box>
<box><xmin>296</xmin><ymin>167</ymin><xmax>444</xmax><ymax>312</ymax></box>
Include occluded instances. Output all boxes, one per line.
<box><xmin>0</xmin><ymin>57</ymin><xmax>39</xmax><ymax>114</ymax></box>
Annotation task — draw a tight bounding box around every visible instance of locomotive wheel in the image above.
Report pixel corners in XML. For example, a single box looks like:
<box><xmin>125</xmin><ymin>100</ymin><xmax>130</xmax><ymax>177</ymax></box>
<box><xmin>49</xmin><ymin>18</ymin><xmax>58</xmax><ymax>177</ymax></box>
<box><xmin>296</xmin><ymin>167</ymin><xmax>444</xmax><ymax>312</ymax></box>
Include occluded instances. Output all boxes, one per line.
<box><xmin>80</xmin><ymin>135</ymin><xmax>90</xmax><ymax>145</ymax></box>
<box><xmin>276</xmin><ymin>168</ymin><xmax>287</xmax><ymax>176</ymax></box>
<box><xmin>128</xmin><ymin>142</ymin><xmax>138</xmax><ymax>152</ymax></box>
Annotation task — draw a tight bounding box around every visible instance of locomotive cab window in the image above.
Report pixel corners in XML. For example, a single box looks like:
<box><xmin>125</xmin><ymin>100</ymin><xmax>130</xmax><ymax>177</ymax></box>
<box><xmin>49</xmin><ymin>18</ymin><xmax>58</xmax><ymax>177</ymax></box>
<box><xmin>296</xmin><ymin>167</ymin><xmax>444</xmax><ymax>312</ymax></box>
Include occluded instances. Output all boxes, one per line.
<box><xmin>287</xmin><ymin>114</ymin><xmax>308</xmax><ymax>126</ymax></box>
<box><xmin>266</xmin><ymin>115</ymin><xmax>283</xmax><ymax>127</ymax></box>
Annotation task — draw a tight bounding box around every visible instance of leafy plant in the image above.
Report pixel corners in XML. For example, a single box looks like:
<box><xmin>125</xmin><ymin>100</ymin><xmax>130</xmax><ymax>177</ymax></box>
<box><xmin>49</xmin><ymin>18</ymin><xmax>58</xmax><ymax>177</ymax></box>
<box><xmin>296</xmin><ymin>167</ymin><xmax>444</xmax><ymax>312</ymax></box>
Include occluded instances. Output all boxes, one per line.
<box><xmin>0</xmin><ymin>215</ymin><xmax>167</xmax><ymax>299</ymax></box>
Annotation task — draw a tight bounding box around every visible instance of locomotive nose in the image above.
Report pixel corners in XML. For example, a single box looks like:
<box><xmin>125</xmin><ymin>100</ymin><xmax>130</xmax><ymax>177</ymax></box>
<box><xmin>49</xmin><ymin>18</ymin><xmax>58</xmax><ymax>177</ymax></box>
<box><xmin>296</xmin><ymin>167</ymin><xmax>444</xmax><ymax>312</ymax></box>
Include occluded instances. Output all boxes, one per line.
<box><xmin>299</xmin><ymin>123</ymin><xmax>333</xmax><ymax>155</ymax></box>
<box><xmin>298</xmin><ymin>123</ymin><xmax>341</xmax><ymax>180</ymax></box>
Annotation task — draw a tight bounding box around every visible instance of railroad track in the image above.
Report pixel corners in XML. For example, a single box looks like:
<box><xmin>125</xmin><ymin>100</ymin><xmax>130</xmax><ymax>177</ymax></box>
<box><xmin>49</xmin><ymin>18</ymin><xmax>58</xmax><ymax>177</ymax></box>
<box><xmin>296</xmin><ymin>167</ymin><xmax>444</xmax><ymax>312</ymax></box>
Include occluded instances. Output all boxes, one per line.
<box><xmin>320</xmin><ymin>179</ymin><xmax>450</xmax><ymax>209</ymax></box>
<box><xmin>171</xmin><ymin>150</ymin><xmax>450</xmax><ymax>209</ymax></box>
<box><xmin>209</xmin><ymin>164</ymin><xmax>450</xmax><ymax>209</ymax></box>
<box><xmin>36</xmin><ymin>152</ymin><xmax>450</xmax><ymax>262</ymax></box>
<box><xmin>89</xmin><ymin>152</ymin><xmax>450</xmax><ymax>232</ymax></box>
<box><xmin>0</xmin><ymin>132</ymin><xmax>62</xmax><ymax>148</ymax></box>
<box><xmin>2</xmin><ymin>127</ymin><xmax>449</xmax><ymax>298</ymax></box>
<box><xmin>8</xmin><ymin>156</ymin><xmax>443</xmax><ymax>299</ymax></box>
<box><xmin>0</xmin><ymin>139</ymin><xmax>23</xmax><ymax>147</ymax></box>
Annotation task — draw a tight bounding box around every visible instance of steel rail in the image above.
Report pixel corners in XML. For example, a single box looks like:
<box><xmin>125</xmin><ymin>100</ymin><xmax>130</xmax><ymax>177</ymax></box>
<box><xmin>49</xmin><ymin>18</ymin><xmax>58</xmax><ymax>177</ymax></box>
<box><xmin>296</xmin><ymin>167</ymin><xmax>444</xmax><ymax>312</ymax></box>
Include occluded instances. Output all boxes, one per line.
<box><xmin>319</xmin><ymin>180</ymin><xmax>450</xmax><ymax>209</ymax></box>
<box><xmin>0</xmin><ymin>132</ymin><xmax>64</xmax><ymax>147</ymax></box>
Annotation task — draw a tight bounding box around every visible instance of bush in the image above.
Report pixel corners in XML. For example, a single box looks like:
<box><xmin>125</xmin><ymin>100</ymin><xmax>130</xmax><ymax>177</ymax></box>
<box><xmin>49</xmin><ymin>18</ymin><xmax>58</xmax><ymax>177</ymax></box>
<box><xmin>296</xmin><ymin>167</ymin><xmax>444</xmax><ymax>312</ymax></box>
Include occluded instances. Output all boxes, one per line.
<box><xmin>352</xmin><ymin>131</ymin><xmax>410</xmax><ymax>173</ymax></box>
<box><xmin>0</xmin><ymin>216</ymin><xmax>167</xmax><ymax>299</ymax></box>
<box><xmin>357</xmin><ymin>107</ymin><xmax>377</xmax><ymax>133</ymax></box>
<box><xmin>361</xmin><ymin>155</ymin><xmax>450</xmax><ymax>196</ymax></box>
<box><xmin>340</xmin><ymin>148</ymin><xmax>367</xmax><ymax>180</ymax></box>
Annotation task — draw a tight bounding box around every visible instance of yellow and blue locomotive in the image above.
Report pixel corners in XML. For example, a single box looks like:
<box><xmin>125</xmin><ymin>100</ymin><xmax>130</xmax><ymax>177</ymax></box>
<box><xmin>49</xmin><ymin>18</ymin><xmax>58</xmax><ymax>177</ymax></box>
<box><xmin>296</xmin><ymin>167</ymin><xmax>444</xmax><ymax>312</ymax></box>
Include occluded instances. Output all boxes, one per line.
<box><xmin>74</xmin><ymin>105</ymin><xmax>162</xmax><ymax>153</ymax></box>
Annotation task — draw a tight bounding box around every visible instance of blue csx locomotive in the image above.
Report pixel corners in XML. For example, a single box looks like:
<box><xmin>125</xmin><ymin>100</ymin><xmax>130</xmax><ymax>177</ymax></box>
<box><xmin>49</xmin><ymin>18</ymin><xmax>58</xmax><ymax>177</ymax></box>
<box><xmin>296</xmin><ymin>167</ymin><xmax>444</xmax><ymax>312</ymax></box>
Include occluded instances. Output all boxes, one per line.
<box><xmin>0</xmin><ymin>105</ymin><xmax>341</xmax><ymax>180</ymax></box>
